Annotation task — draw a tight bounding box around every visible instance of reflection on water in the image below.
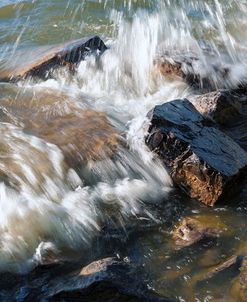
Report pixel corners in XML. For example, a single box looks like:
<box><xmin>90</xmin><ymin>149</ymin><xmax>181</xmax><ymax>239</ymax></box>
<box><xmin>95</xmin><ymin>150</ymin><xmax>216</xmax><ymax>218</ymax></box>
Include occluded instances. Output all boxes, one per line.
<box><xmin>0</xmin><ymin>0</ymin><xmax>247</xmax><ymax>301</ymax></box>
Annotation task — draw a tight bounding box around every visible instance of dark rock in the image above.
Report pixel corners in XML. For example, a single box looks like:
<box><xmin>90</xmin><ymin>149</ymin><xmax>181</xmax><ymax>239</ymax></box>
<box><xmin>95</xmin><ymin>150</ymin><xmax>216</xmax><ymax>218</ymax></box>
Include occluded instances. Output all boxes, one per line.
<box><xmin>0</xmin><ymin>36</ymin><xmax>107</xmax><ymax>82</ymax></box>
<box><xmin>146</xmin><ymin>99</ymin><xmax>247</xmax><ymax>206</ymax></box>
<box><xmin>35</xmin><ymin>258</ymin><xmax>173</xmax><ymax>302</ymax></box>
<box><xmin>48</xmin><ymin>257</ymin><xmax>172</xmax><ymax>302</ymax></box>
<box><xmin>0</xmin><ymin>258</ymin><xmax>174</xmax><ymax>302</ymax></box>
<box><xmin>172</xmin><ymin>215</ymin><xmax>228</xmax><ymax>248</ymax></box>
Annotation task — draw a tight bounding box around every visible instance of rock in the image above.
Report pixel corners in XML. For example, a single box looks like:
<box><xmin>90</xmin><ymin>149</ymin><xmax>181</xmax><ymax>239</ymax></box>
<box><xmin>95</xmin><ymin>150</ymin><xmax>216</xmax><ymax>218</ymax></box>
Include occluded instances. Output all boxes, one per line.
<box><xmin>146</xmin><ymin>99</ymin><xmax>247</xmax><ymax>206</ymax></box>
<box><xmin>191</xmin><ymin>89</ymin><xmax>247</xmax><ymax>152</ymax></box>
<box><xmin>33</xmin><ymin>242</ymin><xmax>62</xmax><ymax>266</ymax></box>
<box><xmin>0</xmin><ymin>36</ymin><xmax>107</xmax><ymax>82</ymax></box>
<box><xmin>46</xmin><ymin>257</ymin><xmax>173</xmax><ymax>302</ymax></box>
<box><xmin>155</xmin><ymin>51</ymin><xmax>230</xmax><ymax>91</ymax></box>
<box><xmin>6</xmin><ymin>257</ymin><xmax>172</xmax><ymax>302</ymax></box>
<box><xmin>190</xmin><ymin>89</ymin><xmax>245</xmax><ymax>124</ymax></box>
<box><xmin>172</xmin><ymin>215</ymin><xmax>228</xmax><ymax>248</ymax></box>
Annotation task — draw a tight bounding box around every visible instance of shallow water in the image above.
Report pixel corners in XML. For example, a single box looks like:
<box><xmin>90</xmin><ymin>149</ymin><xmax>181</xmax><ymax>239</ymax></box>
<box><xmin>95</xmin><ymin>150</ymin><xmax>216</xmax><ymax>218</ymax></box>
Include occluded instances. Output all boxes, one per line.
<box><xmin>0</xmin><ymin>0</ymin><xmax>247</xmax><ymax>301</ymax></box>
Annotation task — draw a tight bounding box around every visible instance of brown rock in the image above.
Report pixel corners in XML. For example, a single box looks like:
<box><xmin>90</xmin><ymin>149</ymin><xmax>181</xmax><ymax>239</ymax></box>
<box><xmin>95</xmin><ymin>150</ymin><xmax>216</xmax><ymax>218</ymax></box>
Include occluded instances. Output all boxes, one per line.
<box><xmin>154</xmin><ymin>57</ymin><xmax>184</xmax><ymax>79</ymax></box>
<box><xmin>191</xmin><ymin>89</ymin><xmax>245</xmax><ymax>125</ymax></box>
<box><xmin>0</xmin><ymin>36</ymin><xmax>107</xmax><ymax>82</ymax></box>
<box><xmin>146</xmin><ymin>99</ymin><xmax>247</xmax><ymax>206</ymax></box>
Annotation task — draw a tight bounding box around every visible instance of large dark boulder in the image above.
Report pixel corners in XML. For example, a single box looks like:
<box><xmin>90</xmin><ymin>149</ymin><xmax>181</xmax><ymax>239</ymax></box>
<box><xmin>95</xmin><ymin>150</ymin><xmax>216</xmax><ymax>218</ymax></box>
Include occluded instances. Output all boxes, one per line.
<box><xmin>0</xmin><ymin>36</ymin><xmax>107</xmax><ymax>82</ymax></box>
<box><xmin>146</xmin><ymin>99</ymin><xmax>247</xmax><ymax>206</ymax></box>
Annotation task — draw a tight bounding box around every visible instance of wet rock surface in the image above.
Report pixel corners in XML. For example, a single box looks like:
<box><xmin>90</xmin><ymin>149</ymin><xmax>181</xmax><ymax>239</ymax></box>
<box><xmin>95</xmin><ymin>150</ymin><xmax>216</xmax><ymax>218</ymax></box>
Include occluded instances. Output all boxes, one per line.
<box><xmin>0</xmin><ymin>258</ymin><xmax>173</xmax><ymax>302</ymax></box>
<box><xmin>146</xmin><ymin>99</ymin><xmax>247</xmax><ymax>206</ymax></box>
<box><xmin>0</xmin><ymin>36</ymin><xmax>107</xmax><ymax>82</ymax></box>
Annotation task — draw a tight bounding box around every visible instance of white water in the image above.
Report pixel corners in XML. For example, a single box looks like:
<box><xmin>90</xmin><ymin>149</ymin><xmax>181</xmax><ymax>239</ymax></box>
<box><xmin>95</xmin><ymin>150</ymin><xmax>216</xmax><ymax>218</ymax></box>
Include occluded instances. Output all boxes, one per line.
<box><xmin>1</xmin><ymin>0</ymin><xmax>247</xmax><ymax>273</ymax></box>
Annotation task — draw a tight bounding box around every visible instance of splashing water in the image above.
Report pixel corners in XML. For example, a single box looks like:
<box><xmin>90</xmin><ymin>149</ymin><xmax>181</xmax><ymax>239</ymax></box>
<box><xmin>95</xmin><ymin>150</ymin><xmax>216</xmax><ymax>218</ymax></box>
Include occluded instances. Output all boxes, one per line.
<box><xmin>0</xmin><ymin>0</ymin><xmax>247</xmax><ymax>275</ymax></box>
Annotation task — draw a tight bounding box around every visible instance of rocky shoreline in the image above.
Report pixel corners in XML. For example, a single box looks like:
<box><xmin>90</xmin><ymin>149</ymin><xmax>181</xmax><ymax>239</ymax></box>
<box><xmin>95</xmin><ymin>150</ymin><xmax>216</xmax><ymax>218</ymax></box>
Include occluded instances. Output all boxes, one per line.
<box><xmin>1</xmin><ymin>35</ymin><xmax>247</xmax><ymax>301</ymax></box>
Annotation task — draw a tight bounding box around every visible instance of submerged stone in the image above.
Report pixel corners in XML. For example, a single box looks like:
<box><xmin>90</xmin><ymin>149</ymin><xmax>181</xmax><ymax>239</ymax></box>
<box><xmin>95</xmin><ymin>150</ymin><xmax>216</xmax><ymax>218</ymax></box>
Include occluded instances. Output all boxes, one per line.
<box><xmin>27</xmin><ymin>108</ymin><xmax>120</xmax><ymax>167</ymax></box>
<box><xmin>0</xmin><ymin>36</ymin><xmax>107</xmax><ymax>82</ymax></box>
<box><xmin>172</xmin><ymin>215</ymin><xmax>228</xmax><ymax>248</ymax></box>
<box><xmin>0</xmin><ymin>91</ymin><xmax>120</xmax><ymax>169</ymax></box>
<box><xmin>146</xmin><ymin>99</ymin><xmax>247</xmax><ymax>206</ymax></box>
<box><xmin>231</xmin><ymin>256</ymin><xmax>247</xmax><ymax>301</ymax></box>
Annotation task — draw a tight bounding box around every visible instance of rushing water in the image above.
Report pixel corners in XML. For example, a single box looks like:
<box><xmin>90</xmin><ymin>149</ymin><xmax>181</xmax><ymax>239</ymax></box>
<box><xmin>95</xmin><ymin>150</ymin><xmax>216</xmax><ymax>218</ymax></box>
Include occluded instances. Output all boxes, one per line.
<box><xmin>0</xmin><ymin>0</ymin><xmax>247</xmax><ymax>301</ymax></box>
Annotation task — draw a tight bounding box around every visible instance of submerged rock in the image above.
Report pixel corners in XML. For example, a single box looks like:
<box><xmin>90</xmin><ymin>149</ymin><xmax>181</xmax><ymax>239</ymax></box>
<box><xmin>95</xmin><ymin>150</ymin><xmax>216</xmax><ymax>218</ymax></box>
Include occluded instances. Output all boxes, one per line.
<box><xmin>231</xmin><ymin>256</ymin><xmax>247</xmax><ymax>301</ymax></box>
<box><xmin>0</xmin><ymin>91</ymin><xmax>120</xmax><ymax>172</ymax></box>
<box><xmin>146</xmin><ymin>99</ymin><xmax>247</xmax><ymax>206</ymax></box>
<box><xmin>0</xmin><ymin>36</ymin><xmax>107</xmax><ymax>82</ymax></box>
<box><xmin>27</xmin><ymin>108</ymin><xmax>120</xmax><ymax>167</ymax></box>
<box><xmin>203</xmin><ymin>255</ymin><xmax>240</xmax><ymax>280</ymax></box>
<box><xmin>172</xmin><ymin>215</ymin><xmax>228</xmax><ymax>248</ymax></box>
